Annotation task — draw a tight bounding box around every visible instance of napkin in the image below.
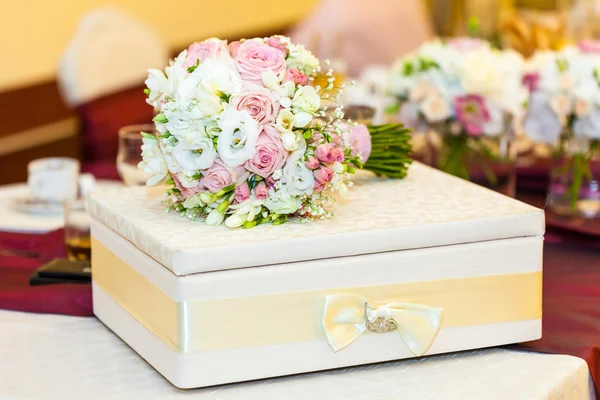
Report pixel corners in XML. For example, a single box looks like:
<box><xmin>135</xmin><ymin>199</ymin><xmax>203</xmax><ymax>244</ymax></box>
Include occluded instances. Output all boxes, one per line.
<box><xmin>0</xmin><ymin>229</ymin><xmax>93</xmax><ymax>317</ymax></box>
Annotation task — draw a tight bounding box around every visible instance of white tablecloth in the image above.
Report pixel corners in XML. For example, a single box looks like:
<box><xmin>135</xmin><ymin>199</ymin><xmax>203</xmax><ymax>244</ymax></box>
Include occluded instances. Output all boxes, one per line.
<box><xmin>0</xmin><ymin>182</ymin><xmax>122</xmax><ymax>233</ymax></box>
<box><xmin>0</xmin><ymin>310</ymin><xmax>594</xmax><ymax>400</ymax></box>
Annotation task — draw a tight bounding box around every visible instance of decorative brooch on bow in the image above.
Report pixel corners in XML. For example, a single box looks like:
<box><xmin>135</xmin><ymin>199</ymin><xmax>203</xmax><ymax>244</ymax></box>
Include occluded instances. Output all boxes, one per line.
<box><xmin>322</xmin><ymin>294</ymin><xmax>443</xmax><ymax>356</ymax></box>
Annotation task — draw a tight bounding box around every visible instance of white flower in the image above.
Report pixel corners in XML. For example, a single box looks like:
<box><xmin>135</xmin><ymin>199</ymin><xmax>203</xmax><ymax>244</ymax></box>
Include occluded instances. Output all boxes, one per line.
<box><xmin>275</xmin><ymin>109</ymin><xmax>296</xmax><ymax>131</ymax></box>
<box><xmin>286</xmin><ymin>44</ymin><xmax>319</xmax><ymax>75</ymax></box>
<box><xmin>458</xmin><ymin>49</ymin><xmax>505</xmax><ymax>97</ymax></box>
<box><xmin>550</xmin><ymin>93</ymin><xmax>572</xmax><ymax>117</ymax></box>
<box><xmin>291</xmin><ymin>86</ymin><xmax>320</xmax><ymax>124</ymax></box>
<box><xmin>194</xmin><ymin>89</ymin><xmax>224</xmax><ymax>117</ymax></box>
<box><xmin>178</xmin><ymin>55</ymin><xmax>243</xmax><ymax>99</ymax></box>
<box><xmin>145</xmin><ymin>69</ymin><xmax>169</xmax><ymax>105</ymax></box>
<box><xmin>282</xmin><ymin>142</ymin><xmax>314</xmax><ymax>196</ymax></box>
<box><xmin>482</xmin><ymin>102</ymin><xmax>506</xmax><ymax>137</ymax></box>
<box><xmin>575</xmin><ymin>99</ymin><xmax>592</xmax><ymax>118</ymax></box>
<box><xmin>272</xmin><ymin>169</ymin><xmax>282</xmax><ymax>180</ymax></box>
<box><xmin>172</xmin><ymin>139</ymin><xmax>217</xmax><ymax>173</ymax></box>
<box><xmin>410</xmin><ymin>81</ymin><xmax>439</xmax><ymax>103</ymax></box>
<box><xmin>182</xmin><ymin>194</ymin><xmax>204</xmax><ymax>209</ymax></box>
<box><xmin>206</xmin><ymin>209</ymin><xmax>225</xmax><ymax>226</ymax></box>
<box><xmin>165</xmin><ymin>111</ymin><xmax>207</xmax><ymax>144</ymax></box>
<box><xmin>265</xmin><ymin>190</ymin><xmax>301</xmax><ymax>214</ymax></box>
<box><xmin>137</xmin><ymin>138</ymin><xmax>168</xmax><ymax>186</ymax></box>
<box><xmin>217</xmin><ymin>109</ymin><xmax>259</xmax><ymax>167</ymax></box>
<box><xmin>573</xmin><ymin>109</ymin><xmax>600</xmax><ymax>139</ymax></box>
<box><xmin>420</xmin><ymin>94</ymin><xmax>450</xmax><ymax>122</ymax></box>
<box><xmin>225</xmin><ymin>199</ymin><xmax>264</xmax><ymax>228</ymax></box>
<box><xmin>280</xmin><ymin>130</ymin><xmax>302</xmax><ymax>151</ymax></box>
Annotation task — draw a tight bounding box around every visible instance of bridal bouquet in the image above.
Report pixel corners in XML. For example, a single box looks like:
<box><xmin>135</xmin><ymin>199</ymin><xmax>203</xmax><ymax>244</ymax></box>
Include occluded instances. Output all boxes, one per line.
<box><xmin>387</xmin><ymin>38</ymin><xmax>526</xmax><ymax>192</ymax></box>
<box><xmin>523</xmin><ymin>41</ymin><xmax>600</xmax><ymax>215</ymax></box>
<box><xmin>139</xmin><ymin>36</ymin><xmax>411</xmax><ymax>228</ymax></box>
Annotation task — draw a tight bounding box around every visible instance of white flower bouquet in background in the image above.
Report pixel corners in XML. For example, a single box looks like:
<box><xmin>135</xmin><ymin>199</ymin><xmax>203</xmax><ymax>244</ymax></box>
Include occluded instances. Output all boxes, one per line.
<box><xmin>140</xmin><ymin>36</ymin><xmax>412</xmax><ymax>228</ymax></box>
<box><xmin>523</xmin><ymin>41</ymin><xmax>600</xmax><ymax>217</ymax></box>
<box><xmin>387</xmin><ymin>38</ymin><xmax>526</xmax><ymax>195</ymax></box>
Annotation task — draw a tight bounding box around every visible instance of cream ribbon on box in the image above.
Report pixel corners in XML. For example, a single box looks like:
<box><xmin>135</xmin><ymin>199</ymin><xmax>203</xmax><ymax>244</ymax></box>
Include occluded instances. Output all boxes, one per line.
<box><xmin>323</xmin><ymin>294</ymin><xmax>443</xmax><ymax>355</ymax></box>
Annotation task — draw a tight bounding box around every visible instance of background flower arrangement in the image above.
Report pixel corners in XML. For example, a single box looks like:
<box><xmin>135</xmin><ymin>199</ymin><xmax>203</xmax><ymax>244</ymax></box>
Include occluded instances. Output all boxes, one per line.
<box><xmin>139</xmin><ymin>36</ymin><xmax>411</xmax><ymax>228</ymax></box>
<box><xmin>523</xmin><ymin>41</ymin><xmax>600</xmax><ymax>216</ymax></box>
<box><xmin>387</xmin><ymin>37</ymin><xmax>527</xmax><ymax>194</ymax></box>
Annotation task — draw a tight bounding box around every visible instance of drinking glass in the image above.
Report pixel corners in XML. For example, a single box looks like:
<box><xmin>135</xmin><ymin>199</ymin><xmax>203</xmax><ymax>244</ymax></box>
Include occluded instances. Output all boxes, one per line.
<box><xmin>64</xmin><ymin>199</ymin><xmax>91</xmax><ymax>262</ymax></box>
<box><xmin>117</xmin><ymin>124</ymin><xmax>155</xmax><ymax>186</ymax></box>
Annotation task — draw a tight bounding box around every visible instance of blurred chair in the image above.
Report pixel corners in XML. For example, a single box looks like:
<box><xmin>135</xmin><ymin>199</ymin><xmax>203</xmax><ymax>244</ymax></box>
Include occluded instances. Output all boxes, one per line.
<box><xmin>57</xmin><ymin>7</ymin><xmax>168</xmax><ymax>180</ymax></box>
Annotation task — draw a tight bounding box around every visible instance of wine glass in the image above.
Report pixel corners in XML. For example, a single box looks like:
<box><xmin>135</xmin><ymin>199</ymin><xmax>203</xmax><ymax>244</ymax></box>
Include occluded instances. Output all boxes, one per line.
<box><xmin>117</xmin><ymin>124</ymin><xmax>155</xmax><ymax>186</ymax></box>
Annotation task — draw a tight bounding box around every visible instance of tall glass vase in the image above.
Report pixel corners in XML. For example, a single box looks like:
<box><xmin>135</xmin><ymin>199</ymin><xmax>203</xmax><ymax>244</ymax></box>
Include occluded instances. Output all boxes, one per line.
<box><xmin>428</xmin><ymin>128</ymin><xmax>516</xmax><ymax>197</ymax></box>
<box><xmin>547</xmin><ymin>136</ymin><xmax>600</xmax><ymax>219</ymax></box>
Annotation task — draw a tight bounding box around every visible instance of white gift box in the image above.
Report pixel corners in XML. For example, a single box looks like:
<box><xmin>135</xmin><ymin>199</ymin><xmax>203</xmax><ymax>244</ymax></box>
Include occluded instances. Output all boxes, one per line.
<box><xmin>88</xmin><ymin>162</ymin><xmax>544</xmax><ymax>389</ymax></box>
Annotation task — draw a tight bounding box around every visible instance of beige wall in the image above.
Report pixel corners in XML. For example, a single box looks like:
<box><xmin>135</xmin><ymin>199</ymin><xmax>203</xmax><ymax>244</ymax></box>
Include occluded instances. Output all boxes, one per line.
<box><xmin>0</xmin><ymin>0</ymin><xmax>317</xmax><ymax>91</ymax></box>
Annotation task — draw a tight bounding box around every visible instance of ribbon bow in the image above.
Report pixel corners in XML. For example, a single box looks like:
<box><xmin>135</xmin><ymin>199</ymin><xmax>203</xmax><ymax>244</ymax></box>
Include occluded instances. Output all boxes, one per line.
<box><xmin>322</xmin><ymin>294</ymin><xmax>443</xmax><ymax>356</ymax></box>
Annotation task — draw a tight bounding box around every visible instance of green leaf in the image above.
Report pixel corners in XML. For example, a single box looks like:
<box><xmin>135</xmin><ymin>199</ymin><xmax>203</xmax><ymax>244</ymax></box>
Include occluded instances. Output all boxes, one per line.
<box><xmin>216</xmin><ymin>184</ymin><xmax>235</xmax><ymax>197</ymax></box>
<box><xmin>402</xmin><ymin>62</ymin><xmax>414</xmax><ymax>76</ymax></box>
<box><xmin>302</xmin><ymin>129</ymin><xmax>313</xmax><ymax>139</ymax></box>
<box><xmin>187</xmin><ymin>59</ymin><xmax>200</xmax><ymax>73</ymax></box>
<box><xmin>192</xmin><ymin>173</ymin><xmax>201</xmax><ymax>180</ymax></box>
<box><xmin>273</xmin><ymin>215</ymin><xmax>288</xmax><ymax>226</ymax></box>
<box><xmin>384</xmin><ymin>103</ymin><xmax>400</xmax><ymax>115</ymax></box>
<box><xmin>243</xmin><ymin>220</ymin><xmax>258</xmax><ymax>229</ymax></box>
<box><xmin>165</xmin><ymin>179</ymin><xmax>175</xmax><ymax>186</ymax></box>
<box><xmin>159</xmin><ymin>132</ymin><xmax>171</xmax><ymax>139</ymax></box>
<box><xmin>153</xmin><ymin>114</ymin><xmax>168</xmax><ymax>123</ymax></box>
<box><xmin>143</xmin><ymin>88</ymin><xmax>151</xmax><ymax>95</ymax></box>
<box><xmin>167</xmin><ymin>188</ymin><xmax>180</xmax><ymax>195</ymax></box>
<box><xmin>141</xmin><ymin>132</ymin><xmax>156</xmax><ymax>140</ymax></box>
<box><xmin>219</xmin><ymin>92</ymin><xmax>231</xmax><ymax>103</ymax></box>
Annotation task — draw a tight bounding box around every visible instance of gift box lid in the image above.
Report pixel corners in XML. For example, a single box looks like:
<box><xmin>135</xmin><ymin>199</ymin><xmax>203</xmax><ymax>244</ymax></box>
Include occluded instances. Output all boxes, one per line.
<box><xmin>88</xmin><ymin>162</ymin><xmax>544</xmax><ymax>276</ymax></box>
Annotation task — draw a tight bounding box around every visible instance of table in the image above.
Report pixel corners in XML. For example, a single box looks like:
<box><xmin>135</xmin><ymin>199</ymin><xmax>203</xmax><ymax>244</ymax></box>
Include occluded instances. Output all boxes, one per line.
<box><xmin>0</xmin><ymin>310</ymin><xmax>595</xmax><ymax>400</ymax></box>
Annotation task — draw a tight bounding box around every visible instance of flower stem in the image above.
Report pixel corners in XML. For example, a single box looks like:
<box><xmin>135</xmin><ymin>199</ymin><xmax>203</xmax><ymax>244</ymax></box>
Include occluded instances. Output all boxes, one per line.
<box><xmin>363</xmin><ymin>124</ymin><xmax>413</xmax><ymax>179</ymax></box>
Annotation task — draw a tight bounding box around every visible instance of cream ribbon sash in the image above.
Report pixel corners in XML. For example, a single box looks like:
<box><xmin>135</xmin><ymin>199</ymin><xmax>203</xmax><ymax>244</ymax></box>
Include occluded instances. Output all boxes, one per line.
<box><xmin>322</xmin><ymin>294</ymin><xmax>444</xmax><ymax>355</ymax></box>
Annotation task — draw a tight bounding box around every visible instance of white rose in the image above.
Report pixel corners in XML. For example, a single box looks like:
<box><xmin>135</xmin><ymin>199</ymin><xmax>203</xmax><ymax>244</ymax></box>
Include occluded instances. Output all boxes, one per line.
<box><xmin>137</xmin><ymin>138</ymin><xmax>168</xmax><ymax>186</ymax></box>
<box><xmin>217</xmin><ymin>109</ymin><xmax>260</xmax><ymax>167</ymax></box>
<box><xmin>282</xmin><ymin>142</ymin><xmax>314</xmax><ymax>196</ymax></box>
<box><xmin>172</xmin><ymin>139</ymin><xmax>217</xmax><ymax>174</ymax></box>
<box><xmin>420</xmin><ymin>94</ymin><xmax>450</xmax><ymax>122</ymax></box>
<box><xmin>291</xmin><ymin>86</ymin><xmax>320</xmax><ymax>125</ymax></box>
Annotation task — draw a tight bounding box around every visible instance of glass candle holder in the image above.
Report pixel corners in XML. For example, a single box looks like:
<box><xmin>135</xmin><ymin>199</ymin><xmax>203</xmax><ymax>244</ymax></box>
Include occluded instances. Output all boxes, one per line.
<box><xmin>117</xmin><ymin>124</ymin><xmax>155</xmax><ymax>186</ymax></box>
<box><xmin>547</xmin><ymin>136</ymin><xmax>600</xmax><ymax>219</ymax></box>
<box><xmin>64</xmin><ymin>199</ymin><xmax>91</xmax><ymax>262</ymax></box>
<box><xmin>428</xmin><ymin>122</ymin><xmax>517</xmax><ymax>197</ymax></box>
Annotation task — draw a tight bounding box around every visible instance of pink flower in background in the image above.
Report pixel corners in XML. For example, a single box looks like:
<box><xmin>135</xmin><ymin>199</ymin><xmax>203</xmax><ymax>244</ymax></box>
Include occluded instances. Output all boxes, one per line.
<box><xmin>345</xmin><ymin>124</ymin><xmax>372</xmax><ymax>163</ymax></box>
<box><xmin>305</xmin><ymin>156</ymin><xmax>319</xmax><ymax>170</ymax></box>
<box><xmin>229</xmin><ymin>41</ymin><xmax>242</xmax><ymax>57</ymax></box>
<box><xmin>283</xmin><ymin>68</ymin><xmax>308</xmax><ymax>86</ymax></box>
<box><xmin>230</xmin><ymin>85</ymin><xmax>278</xmax><ymax>125</ymax></box>
<box><xmin>235</xmin><ymin>39</ymin><xmax>287</xmax><ymax>83</ymax></box>
<box><xmin>202</xmin><ymin>159</ymin><xmax>234</xmax><ymax>192</ymax></box>
<box><xmin>245</xmin><ymin>124</ymin><xmax>287</xmax><ymax>178</ymax></box>
<box><xmin>265</xmin><ymin>36</ymin><xmax>287</xmax><ymax>54</ymax></box>
<box><xmin>234</xmin><ymin>181</ymin><xmax>250</xmax><ymax>203</ymax></box>
<box><xmin>522</xmin><ymin>73</ymin><xmax>540</xmax><ymax>93</ymax></box>
<box><xmin>254</xmin><ymin>181</ymin><xmax>268</xmax><ymax>199</ymax></box>
<box><xmin>449</xmin><ymin>37</ymin><xmax>486</xmax><ymax>51</ymax></box>
<box><xmin>578</xmin><ymin>39</ymin><xmax>600</xmax><ymax>54</ymax></box>
<box><xmin>314</xmin><ymin>166</ymin><xmax>334</xmax><ymax>184</ymax></box>
<box><xmin>315</xmin><ymin>143</ymin><xmax>336</xmax><ymax>163</ymax></box>
<box><xmin>454</xmin><ymin>94</ymin><xmax>490</xmax><ymax>136</ymax></box>
<box><xmin>184</xmin><ymin>39</ymin><xmax>227</xmax><ymax>69</ymax></box>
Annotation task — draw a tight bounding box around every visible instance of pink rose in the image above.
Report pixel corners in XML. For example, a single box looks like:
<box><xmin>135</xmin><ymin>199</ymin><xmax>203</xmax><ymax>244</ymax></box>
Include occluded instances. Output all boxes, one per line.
<box><xmin>305</xmin><ymin>156</ymin><xmax>319</xmax><ymax>170</ymax></box>
<box><xmin>345</xmin><ymin>124</ymin><xmax>372</xmax><ymax>163</ymax></box>
<box><xmin>315</xmin><ymin>143</ymin><xmax>345</xmax><ymax>164</ymax></box>
<box><xmin>230</xmin><ymin>84</ymin><xmax>278</xmax><ymax>125</ymax></box>
<box><xmin>254</xmin><ymin>181</ymin><xmax>268</xmax><ymax>199</ymax></box>
<box><xmin>173</xmin><ymin>174</ymin><xmax>203</xmax><ymax>198</ymax></box>
<box><xmin>265</xmin><ymin>36</ymin><xmax>287</xmax><ymax>54</ymax></box>
<box><xmin>229</xmin><ymin>41</ymin><xmax>242</xmax><ymax>57</ymax></box>
<box><xmin>202</xmin><ymin>159</ymin><xmax>234</xmax><ymax>193</ymax></box>
<box><xmin>314</xmin><ymin>182</ymin><xmax>324</xmax><ymax>192</ymax></box>
<box><xmin>283</xmin><ymin>68</ymin><xmax>308</xmax><ymax>86</ymax></box>
<box><xmin>235</xmin><ymin>39</ymin><xmax>287</xmax><ymax>84</ymax></box>
<box><xmin>315</xmin><ymin>143</ymin><xmax>335</xmax><ymax>163</ymax></box>
<box><xmin>266</xmin><ymin>176</ymin><xmax>276</xmax><ymax>188</ymax></box>
<box><xmin>184</xmin><ymin>38</ymin><xmax>227</xmax><ymax>69</ymax></box>
<box><xmin>234</xmin><ymin>181</ymin><xmax>250</xmax><ymax>203</ymax></box>
<box><xmin>314</xmin><ymin>166</ymin><xmax>334</xmax><ymax>184</ymax></box>
<box><xmin>245</xmin><ymin>124</ymin><xmax>287</xmax><ymax>178</ymax></box>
